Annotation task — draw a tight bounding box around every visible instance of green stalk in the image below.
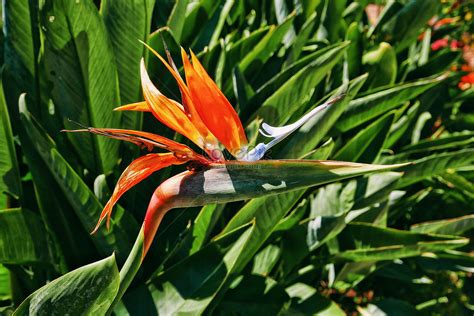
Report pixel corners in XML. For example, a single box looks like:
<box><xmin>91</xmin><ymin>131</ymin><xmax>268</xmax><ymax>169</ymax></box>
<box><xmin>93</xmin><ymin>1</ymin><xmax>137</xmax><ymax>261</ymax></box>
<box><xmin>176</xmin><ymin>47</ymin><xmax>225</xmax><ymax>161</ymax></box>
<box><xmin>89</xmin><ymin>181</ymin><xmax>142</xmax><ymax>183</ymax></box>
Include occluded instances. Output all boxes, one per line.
<box><xmin>107</xmin><ymin>193</ymin><xmax>170</xmax><ymax>314</ymax></box>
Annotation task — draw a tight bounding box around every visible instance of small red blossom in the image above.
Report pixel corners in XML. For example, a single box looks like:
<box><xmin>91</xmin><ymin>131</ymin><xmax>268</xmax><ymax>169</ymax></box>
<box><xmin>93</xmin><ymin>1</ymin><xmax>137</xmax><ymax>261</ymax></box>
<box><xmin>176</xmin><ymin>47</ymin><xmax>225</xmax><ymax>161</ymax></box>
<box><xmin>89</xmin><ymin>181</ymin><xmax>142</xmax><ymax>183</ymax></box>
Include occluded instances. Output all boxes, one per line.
<box><xmin>431</xmin><ymin>38</ymin><xmax>449</xmax><ymax>51</ymax></box>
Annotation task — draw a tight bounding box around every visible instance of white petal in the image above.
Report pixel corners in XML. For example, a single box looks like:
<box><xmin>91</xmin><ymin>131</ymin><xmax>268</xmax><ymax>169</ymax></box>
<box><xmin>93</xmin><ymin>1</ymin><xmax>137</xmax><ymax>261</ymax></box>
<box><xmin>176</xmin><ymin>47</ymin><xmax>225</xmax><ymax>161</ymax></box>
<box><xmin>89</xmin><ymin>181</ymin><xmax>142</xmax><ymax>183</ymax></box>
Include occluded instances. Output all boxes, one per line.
<box><xmin>238</xmin><ymin>95</ymin><xmax>345</xmax><ymax>161</ymax></box>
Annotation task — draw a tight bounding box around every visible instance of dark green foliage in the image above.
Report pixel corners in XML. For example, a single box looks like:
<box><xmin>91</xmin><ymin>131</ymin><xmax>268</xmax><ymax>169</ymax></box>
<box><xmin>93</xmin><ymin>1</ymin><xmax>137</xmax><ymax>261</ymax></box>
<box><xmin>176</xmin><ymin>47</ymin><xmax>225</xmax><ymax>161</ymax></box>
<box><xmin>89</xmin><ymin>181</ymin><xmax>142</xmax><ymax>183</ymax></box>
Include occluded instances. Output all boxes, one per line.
<box><xmin>0</xmin><ymin>0</ymin><xmax>472</xmax><ymax>314</ymax></box>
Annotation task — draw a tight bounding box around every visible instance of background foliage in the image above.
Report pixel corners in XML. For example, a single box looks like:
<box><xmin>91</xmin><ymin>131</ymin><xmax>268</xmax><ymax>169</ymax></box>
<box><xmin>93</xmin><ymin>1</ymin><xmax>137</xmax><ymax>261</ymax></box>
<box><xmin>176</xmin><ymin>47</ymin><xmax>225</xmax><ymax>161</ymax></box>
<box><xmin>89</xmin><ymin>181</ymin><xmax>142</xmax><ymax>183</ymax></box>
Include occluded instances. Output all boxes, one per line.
<box><xmin>0</xmin><ymin>0</ymin><xmax>473</xmax><ymax>314</ymax></box>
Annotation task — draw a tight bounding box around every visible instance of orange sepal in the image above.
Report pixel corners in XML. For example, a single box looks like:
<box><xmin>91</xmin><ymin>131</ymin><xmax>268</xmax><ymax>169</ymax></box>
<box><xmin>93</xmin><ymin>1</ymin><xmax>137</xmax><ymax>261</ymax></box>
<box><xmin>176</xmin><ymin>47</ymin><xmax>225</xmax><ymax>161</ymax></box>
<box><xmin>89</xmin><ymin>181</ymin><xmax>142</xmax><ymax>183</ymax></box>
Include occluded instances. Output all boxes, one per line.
<box><xmin>91</xmin><ymin>153</ymin><xmax>187</xmax><ymax>233</ymax></box>
<box><xmin>115</xmin><ymin>101</ymin><xmax>150</xmax><ymax>112</ymax></box>
<box><xmin>70</xmin><ymin>127</ymin><xmax>199</xmax><ymax>158</ymax></box>
<box><xmin>140</xmin><ymin>60</ymin><xmax>207</xmax><ymax>149</ymax></box>
<box><xmin>182</xmin><ymin>49</ymin><xmax>248</xmax><ymax>155</ymax></box>
<box><xmin>141</xmin><ymin>46</ymin><xmax>220</xmax><ymax>153</ymax></box>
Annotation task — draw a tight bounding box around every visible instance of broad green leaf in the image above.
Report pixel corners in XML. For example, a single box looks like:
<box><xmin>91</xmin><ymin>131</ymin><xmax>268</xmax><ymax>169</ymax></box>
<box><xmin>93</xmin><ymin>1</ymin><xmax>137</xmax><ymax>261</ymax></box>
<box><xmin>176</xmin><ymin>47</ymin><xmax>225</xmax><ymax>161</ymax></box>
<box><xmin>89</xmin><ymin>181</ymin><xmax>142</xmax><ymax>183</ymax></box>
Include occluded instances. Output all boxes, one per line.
<box><xmin>300</xmin><ymin>138</ymin><xmax>335</xmax><ymax>160</ymax></box>
<box><xmin>362</xmin><ymin>42</ymin><xmax>397</xmax><ymax>90</ymax></box>
<box><xmin>366</xmin><ymin>0</ymin><xmax>403</xmax><ymax>39</ymax></box>
<box><xmin>280</xmin><ymin>181</ymin><xmax>355</xmax><ymax>274</ymax></box>
<box><xmin>189</xmin><ymin>204</ymin><xmax>225</xmax><ymax>254</ymax></box>
<box><xmin>385</xmin><ymin>101</ymin><xmax>420</xmax><ymax>148</ymax></box>
<box><xmin>250</xmin><ymin>41</ymin><xmax>349</xmax><ymax>126</ymax></box>
<box><xmin>413</xmin><ymin>250</ymin><xmax>474</xmax><ymax>273</ymax></box>
<box><xmin>273</xmin><ymin>199</ymin><xmax>308</xmax><ymax>233</ymax></box>
<box><xmin>238</xmin><ymin>14</ymin><xmax>295</xmax><ymax>76</ymax></box>
<box><xmin>360</xmin><ymin>299</ymin><xmax>418</xmax><ymax>316</ymax></box>
<box><xmin>333</xmin><ymin>223</ymin><xmax>469</xmax><ymax>262</ymax></box>
<box><xmin>345</xmin><ymin>22</ymin><xmax>362</xmax><ymax>78</ymax></box>
<box><xmin>335</xmin><ymin>74</ymin><xmax>446</xmax><ymax>132</ymax></box>
<box><xmin>0</xmin><ymin>74</ymin><xmax>21</xmax><ymax>201</ymax></box>
<box><xmin>208</xmin><ymin>0</ymin><xmax>235</xmax><ymax>48</ymax></box>
<box><xmin>246</xmin><ymin>42</ymin><xmax>350</xmax><ymax>116</ymax></box>
<box><xmin>19</xmin><ymin>95</ymin><xmax>135</xmax><ymax>262</ymax></box>
<box><xmin>397</xmin><ymin>149</ymin><xmax>474</xmax><ymax>187</ymax></box>
<box><xmin>252</xmin><ymin>244</ymin><xmax>281</xmax><ymax>276</ymax></box>
<box><xmin>148</xmin><ymin>224</ymin><xmax>254</xmax><ymax>315</ymax></box>
<box><xmin>284</xmin><ymin>283</ymin><xmax>345</xmax><ymax>316</ymax></box>
<box><xmin>101</xmin><ymin>0</ymin><xmax>155</xmax><ymax>130</ymax></box>
<box><xmin>333</xmin><ymin>261</ymin><xmax>377</xmax><ymax>291</ymax></box>
<box><xmin>400</xmin><ymin>131</ymin><xmax>474</xmax><ymax>154</ymax></box>
<box><xmin>334</xmin><ymin>111</ymin><xmax>395</xmax><ymax>163</ymax></box>
<box><xmin>14</xmin><ymin>254</ymin><xmax>119</xmax><ymax>315</ymax></box>
<box><xmin>0</xmin><ymin>264</ymin><xmax>10</xmax><ymax>301</ymax></box>
<box><xmin>278</xmin><ymin>73</ymin><xmax>368</xmax><ymax>158</ymax></box>
<box><xmin>283</xmin><ymin>12</ymin><xmax>317</xmax><ymax>67</ymax></box>
<box><xmin>167</xmin><ymin>0</ymin><xmax>190</xmax><ymax>42</ymax></box>
<box><xmin>352</xmin><ymin>172</ymin><xmax>403</xmax><ymax>210</ymax></box>
<box><xmin>439</xmin><ymin>171</ymin><xmax>474</xmax><ymax>198</ymax></box>
<box><xmin>3</xmin><ymin>0</ymin><xmax>41</xmax><ymax>121</ymax></box>
<box><xmin>381</xmin><ymin>0</ymin><xmax>441</xmax><ymax>52</ymax></box>
<box><xmin>0</xmin><ymin>208</ymin><xmax>50</xmax><ymax>265</ymax></box>
<box><xmin>42</xmin><ymin>0</ymin><xmax>121</xmax><ymax>174</ymax></box>
<box><xmin>318</xmin><ymin>0</ymin><xmax>347</xmax><ymax>43</ymax></box>
<box><xmin>411</xmin><ymin>215</ymin><xmax>474</xmax><ymax>236</ymax></box>
<box><xmin>407</xmin><ymin>51</ymin><xmax>461</xmax><ymax>80</ymax></box>
<box><xmin>217</xmin><ymin>275</ymin><xmax>289</xmax><ymax>315</ymax></box>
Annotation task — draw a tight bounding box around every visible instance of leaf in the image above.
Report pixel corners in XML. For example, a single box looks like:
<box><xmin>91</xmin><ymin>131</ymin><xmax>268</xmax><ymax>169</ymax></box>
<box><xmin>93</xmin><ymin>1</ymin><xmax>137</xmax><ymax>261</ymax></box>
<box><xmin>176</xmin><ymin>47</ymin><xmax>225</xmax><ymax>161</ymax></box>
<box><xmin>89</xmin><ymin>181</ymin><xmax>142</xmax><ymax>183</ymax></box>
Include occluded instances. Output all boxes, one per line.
<box><xmin>19</xmin><ymin>95</ymin><xmax>136</xmax><ymax>262</ymax></box>
<box><xmin>189</xmin><ymin>204</ymin><xmax>225</xmax><ymax>254</ymax></box>
<box><xmin>334</xmin><ymin>111</ymin><xmax>395</xmax><ymax>163</ymax></box>
<box><xmin>252</xmin><ymin>244</ymin><xmax>281</xmax><ymax>276</ymax></box>
<box><xmin>333</xmin><ymin>261</ymin><xmax>377</xmax><ymax>291</ymax></box>
<box><xmin>400</xmin><ymin>131</ymin><xmax>474</xmax><ymax>154</ymax></box>
<box><xmin>362</xmin><ymin>42</ymin><xmax>397</xmax><ymax>90</ymax></box>
<box><xmin>332</xmin><ymin>223</ymin><xmax>469</xmax><ymax>262</ymax></box>
<box><xmin>42</xmin><ymin>0</ymin><xmax>121</xmax><ymax>174</ymax></box>
<box><xmin>147</xmin><ymin>223</ymin><xmax>254</xmax><ymax>315</ymax></box>
<box><xmin>278</xmin><ymin>73</ymin><xmax>368</xmax><ymax>158</ymax></box>
<box><xmin>0</xmin><ymin>264</ymin><xmax>11</xmax><ymax>301</ymax></box>
<box><xmin>360</xmin><ymin>299</ymin><xmax>418</xmax><ymax>316</ymax></box>
<box><xmin>335</xmin><ymin>74</ymin><xmax>446</xmax><ymax>132</ymax></box>
<box><xmin>250</xmin><ymin>41</ymin><xmax>349</xmax><ymax>126</ymax></box>
<box><xmin>0</xmin><ymin>73</ymin><xmax>21</xmax><ymax>200</ymax></box>
<box><xmin>284</xmin><ymin>283</ymin><xmax>345</xmax><ymax>316</ymax></box>
<box><xmin>385</xmin><ymin>101</ymin><xmax>420</xmax><ymax>148</ymax></box>
<box><xmin>397</xmin><ymin>149</ymin><xmax>474</xmax><ymax>187</ymax></box>
<box><xmin>407</xmin><ymin>51</ymin><xmax>461</xmax><ymax>80</ymax></box>
<box><xmin>0</xmin><ymin>208</ymin><xmax>50</xmax><ymax>265</ymax></box>
<box><xmin>167</xmin><ymin>0</ymin><xmax>190</xmax><ymax>42</ymax></box>
<box><xmin>218</xmin><ymin>275</ymin><xmax>289</xmax><ymax>315</ymax></box>
<box><xmin>238</xmin><ymin>15</ymin><xmax>295</xmax><ymax>76</ymax></box>
<box><xmin>411</xmin><ymin>215</ymin><xmax>474</xmax><ymax>236</ymax></box>
<box><xmin>381</xmin><ymin>0</ymin><xmax>441</xmax><ymax>52</ymax></box>
<box><xmin>3</xmin><ymin>0</ymin><xmax>41</xmax><ymax>122</ymax></box>
<box><xmin>14</xmin><ymin>254</ymin><xmax>119</xmax><ymax>315</ymax></box>
<box><xmin>101</xmin><ymin>0</ymin><xmax>155</xmax><ymax>130</ymax></box>
<box><xmin>246</xmin><ymin>42</ymin><xmax>350</xmax><ymax>116</ymax></box>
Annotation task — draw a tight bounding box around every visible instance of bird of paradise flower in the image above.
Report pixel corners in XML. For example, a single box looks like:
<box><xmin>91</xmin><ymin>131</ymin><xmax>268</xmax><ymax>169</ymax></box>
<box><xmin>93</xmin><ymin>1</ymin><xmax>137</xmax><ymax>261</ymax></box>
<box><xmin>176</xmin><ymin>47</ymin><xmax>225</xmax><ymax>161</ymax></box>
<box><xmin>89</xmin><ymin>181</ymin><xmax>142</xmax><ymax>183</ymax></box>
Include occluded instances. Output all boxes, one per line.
<box><xmin>67</xmin><ymin>45</ymin><xmax>406</xmax><ymax>310</ymax></box>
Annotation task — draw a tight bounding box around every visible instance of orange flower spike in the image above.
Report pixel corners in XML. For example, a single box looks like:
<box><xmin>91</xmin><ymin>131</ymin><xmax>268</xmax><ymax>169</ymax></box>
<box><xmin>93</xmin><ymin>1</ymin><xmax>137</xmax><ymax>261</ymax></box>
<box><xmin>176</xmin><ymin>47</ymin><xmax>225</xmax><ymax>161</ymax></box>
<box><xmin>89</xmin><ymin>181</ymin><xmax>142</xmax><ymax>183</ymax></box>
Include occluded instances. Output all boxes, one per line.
<box><xmin>91</xmin><ymin>153</ymin><xmax>187</xmax><ymax>234</ymax></box>
<box><xmin>74</xmin><ymin>127</ymin><xmax>197</xmax><ymax>157</ymax></box>
<box><xmin>140</xmin><ymin>60</ymin><xmax>205</xmax><ymax>148</ymax></box>
<box><xmin>182</xmin><ymin>49</ymin><xmax>248</xmax><ymax>155</ymax></box>
<box><xmin>115</xmin><ymin>101</ymin><xmax>150</xmax><ymax>112</ymax></box>
<box><xmin>141</xmin><ymin>44</ymin><xmax>220</xmax><ymax>154</ymax></box>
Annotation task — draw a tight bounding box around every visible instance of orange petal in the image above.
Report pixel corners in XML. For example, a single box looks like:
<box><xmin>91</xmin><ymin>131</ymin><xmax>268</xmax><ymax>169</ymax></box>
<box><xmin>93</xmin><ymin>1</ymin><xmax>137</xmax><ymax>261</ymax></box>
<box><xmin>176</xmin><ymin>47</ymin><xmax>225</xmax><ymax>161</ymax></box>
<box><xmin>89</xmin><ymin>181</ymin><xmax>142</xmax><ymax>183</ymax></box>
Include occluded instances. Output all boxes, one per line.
<box><xmin>140</xmin><ymin>60</ymin><xmax>205</xmax><ymax>147</ymax></box>
<box><xmin>68</xmin><ymin>127</ymin><xmax>196</xmax><ymax>158</ymax></box>
<box><xmin>91</xmin><ymin>153</ymin><xmax>186</xmax><ymax>233</ymax></box>
<box><xmin>182</xmin><ymin>49</ymin><xmax>248</xmax><ymax>155</ymax></box>
<box><xmin>141</xmin><ymin>46</ymin><xmax>220</xmax><ymax>153</ymax></box>
<box><xmin>115</xmin><ymin>101</ymin><xmax>150</xmax><ymax>112</ymax></box>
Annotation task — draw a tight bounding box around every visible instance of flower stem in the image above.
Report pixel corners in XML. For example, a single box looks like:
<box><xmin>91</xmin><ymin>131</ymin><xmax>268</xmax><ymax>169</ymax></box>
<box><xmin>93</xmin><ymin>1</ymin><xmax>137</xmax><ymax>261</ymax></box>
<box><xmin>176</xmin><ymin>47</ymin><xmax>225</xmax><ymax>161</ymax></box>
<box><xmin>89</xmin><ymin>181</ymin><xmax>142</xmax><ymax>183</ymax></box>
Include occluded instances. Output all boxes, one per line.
<box><xmin>106</xmin><ymin>192</ymin><xmax>170</xmax><ymax>314</ymax></box>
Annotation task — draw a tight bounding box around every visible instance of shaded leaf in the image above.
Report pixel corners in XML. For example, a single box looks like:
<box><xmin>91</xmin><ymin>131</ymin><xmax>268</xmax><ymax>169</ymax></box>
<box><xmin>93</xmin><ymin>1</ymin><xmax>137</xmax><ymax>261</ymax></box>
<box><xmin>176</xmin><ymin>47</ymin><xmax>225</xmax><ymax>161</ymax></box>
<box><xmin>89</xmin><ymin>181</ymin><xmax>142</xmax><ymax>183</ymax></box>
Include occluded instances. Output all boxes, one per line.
<box><xmin>0</xmin><ymin>208</ymin><xmax>50</xmax><ymax>265</ymax></box>
<box><xmin>14</xmin><ymin>254</ymin><xmax>119</xmax><ymax>315</ymax></box>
